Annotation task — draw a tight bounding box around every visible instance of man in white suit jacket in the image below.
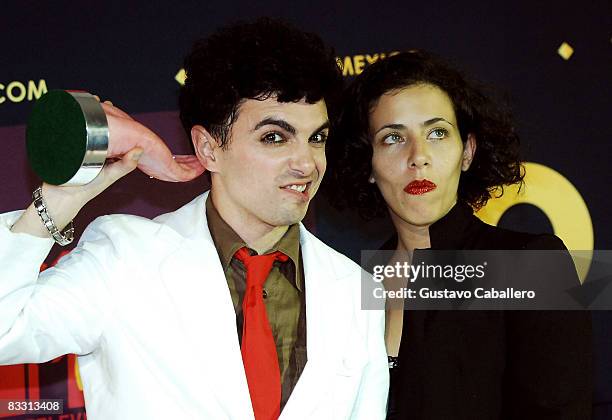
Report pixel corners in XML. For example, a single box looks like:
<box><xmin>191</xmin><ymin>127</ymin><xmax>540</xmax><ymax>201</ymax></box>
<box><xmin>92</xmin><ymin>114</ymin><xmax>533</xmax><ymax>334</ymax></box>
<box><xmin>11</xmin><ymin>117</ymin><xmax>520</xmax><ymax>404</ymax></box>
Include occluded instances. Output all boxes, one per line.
<box><xmin>0</xmin><ymin>18</ymin><xmax>388</xmax><ymax>420</ymax></box>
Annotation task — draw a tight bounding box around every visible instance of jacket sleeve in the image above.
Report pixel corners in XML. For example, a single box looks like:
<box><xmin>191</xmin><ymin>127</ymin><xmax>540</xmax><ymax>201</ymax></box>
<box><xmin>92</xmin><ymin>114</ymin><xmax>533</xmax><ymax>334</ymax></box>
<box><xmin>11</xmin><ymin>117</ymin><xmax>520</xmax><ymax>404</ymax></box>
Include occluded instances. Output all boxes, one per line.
<box><xmin>504</xmin><ymin>234</ymin><xmax>592</xmax><ymax>419</ymax></box>
<box><xmin>0</xmin><ymin>210</ymin><xmax>115</xmax><ymax>364</ymax></box>
<box><xmin>350</xmin><ymin>271</ymin><xmax>390</xmax><ymax>419</ymax></box>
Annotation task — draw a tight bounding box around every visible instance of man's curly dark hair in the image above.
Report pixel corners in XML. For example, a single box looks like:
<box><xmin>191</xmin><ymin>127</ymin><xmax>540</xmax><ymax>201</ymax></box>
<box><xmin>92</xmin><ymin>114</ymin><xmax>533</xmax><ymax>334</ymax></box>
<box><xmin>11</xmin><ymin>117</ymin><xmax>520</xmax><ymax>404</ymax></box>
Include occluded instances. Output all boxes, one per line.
<box><xmin>326</xmin><ymin>50</ymin><xmax>524</xmax><ymax>220</ymax></box>
<box><xmin>179</xmin><ymin>17</ymin><xmax>343</xmax><ymax>149</ymax></box>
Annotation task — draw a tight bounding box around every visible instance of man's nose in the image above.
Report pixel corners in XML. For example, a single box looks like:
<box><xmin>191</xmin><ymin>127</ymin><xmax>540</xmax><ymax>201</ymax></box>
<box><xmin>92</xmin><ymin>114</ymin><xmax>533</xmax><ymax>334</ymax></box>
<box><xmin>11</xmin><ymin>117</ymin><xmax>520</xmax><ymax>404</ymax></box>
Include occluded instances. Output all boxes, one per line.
<box><xmin>289</xmin><ymin>142</ymin><xmax>317</xmax><ymax>176</ymax></box>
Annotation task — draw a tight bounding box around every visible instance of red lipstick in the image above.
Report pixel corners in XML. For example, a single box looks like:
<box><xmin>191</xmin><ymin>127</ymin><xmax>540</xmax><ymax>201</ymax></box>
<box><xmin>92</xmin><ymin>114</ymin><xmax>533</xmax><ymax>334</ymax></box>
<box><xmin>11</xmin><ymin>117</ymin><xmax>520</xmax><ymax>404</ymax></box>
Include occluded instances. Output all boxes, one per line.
<box><xmin>404</xmin><ymin>179</ymin><xmax>437</xmax><ymax>195</ymax></box>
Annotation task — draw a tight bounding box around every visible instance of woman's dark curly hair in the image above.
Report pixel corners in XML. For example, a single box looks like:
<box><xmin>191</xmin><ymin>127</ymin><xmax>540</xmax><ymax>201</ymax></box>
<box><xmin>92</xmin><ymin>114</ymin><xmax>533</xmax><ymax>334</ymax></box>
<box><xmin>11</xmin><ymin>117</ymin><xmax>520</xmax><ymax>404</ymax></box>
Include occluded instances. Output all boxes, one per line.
<box><xmin>179</xmin><ymin>17</ymin><xmax>343</xmax><ymax>149</ymax></box>
<box><xmin>326</xmin><ymin>50</ymin><xmax>524</xmax><ymax>220</ymax></box>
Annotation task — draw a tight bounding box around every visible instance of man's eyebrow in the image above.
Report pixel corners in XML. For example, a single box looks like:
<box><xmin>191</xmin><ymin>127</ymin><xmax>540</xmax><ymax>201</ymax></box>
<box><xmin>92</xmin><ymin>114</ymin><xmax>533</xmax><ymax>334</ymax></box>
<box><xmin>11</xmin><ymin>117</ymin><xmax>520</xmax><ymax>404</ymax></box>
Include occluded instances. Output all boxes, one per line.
<box><xmin>253</xmin><ymin>118</ymin><xmax>296</xmax><ymax>135</ymax></box>
<box><xmin>422</xmin><ymin>117</ymin><xmax>454</xmax><ymax>127</ymax></box>
<box><xmin>310</xmin><ymin>121</ymin><xmax>330</xmax><ymax>136</ymax></box>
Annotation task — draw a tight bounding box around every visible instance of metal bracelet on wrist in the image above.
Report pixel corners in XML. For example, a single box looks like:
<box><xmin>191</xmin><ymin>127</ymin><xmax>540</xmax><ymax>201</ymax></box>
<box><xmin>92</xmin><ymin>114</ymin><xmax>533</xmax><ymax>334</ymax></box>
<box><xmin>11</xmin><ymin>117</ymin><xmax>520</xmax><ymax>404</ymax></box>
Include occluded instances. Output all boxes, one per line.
<box><xmin>32</xmin><ymin>186</ymin><xmax>75</xmax><ymax>246</ymax></box>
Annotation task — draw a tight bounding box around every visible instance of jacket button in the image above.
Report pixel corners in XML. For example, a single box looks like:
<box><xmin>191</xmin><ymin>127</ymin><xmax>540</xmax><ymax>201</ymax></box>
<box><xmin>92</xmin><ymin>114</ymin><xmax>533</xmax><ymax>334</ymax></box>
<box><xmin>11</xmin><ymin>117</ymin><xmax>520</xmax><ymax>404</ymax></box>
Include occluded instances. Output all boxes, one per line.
<box><xmin>263</xmin><ymin>289</ymin><xmax>268</xmax><ymax>299</ymax></box>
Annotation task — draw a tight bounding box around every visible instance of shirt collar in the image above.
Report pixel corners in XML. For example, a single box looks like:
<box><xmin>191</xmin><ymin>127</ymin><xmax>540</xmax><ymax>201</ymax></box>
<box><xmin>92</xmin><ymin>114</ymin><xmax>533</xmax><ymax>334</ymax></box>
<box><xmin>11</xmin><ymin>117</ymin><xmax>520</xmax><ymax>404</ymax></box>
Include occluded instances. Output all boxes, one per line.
<box><xmin>205</xmin><ymin>195</ymin><xmax>302</xmax><ymax>290</ymax></box>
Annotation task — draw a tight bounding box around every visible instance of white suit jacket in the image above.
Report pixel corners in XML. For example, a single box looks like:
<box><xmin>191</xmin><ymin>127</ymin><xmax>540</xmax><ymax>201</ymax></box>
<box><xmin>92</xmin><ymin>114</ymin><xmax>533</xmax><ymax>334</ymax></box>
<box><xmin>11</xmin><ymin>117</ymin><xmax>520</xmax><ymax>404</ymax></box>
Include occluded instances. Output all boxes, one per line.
<box><xmin>0</xmin><ymin>192</ymin><xmax>388</xmax><ymax>419</ymax></box>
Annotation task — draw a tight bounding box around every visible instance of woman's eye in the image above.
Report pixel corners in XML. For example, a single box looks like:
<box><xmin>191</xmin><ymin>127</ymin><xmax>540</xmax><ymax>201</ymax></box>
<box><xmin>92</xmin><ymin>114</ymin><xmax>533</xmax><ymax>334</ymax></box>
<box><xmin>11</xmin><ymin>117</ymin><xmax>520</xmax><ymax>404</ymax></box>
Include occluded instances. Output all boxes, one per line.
<box><xmin>427</xmin><ymin>128</ymin><xmax>448</xmax><ymax>140</ymax></box>
<box><xmin>382</xmin><ymin>133</ymin><xmax>403</xmax><ymax>144</ymax></box>
<box><xmin>262</xmin><ymin>132</ymin><xmax>285</xmax><ymax>144</ymax></box>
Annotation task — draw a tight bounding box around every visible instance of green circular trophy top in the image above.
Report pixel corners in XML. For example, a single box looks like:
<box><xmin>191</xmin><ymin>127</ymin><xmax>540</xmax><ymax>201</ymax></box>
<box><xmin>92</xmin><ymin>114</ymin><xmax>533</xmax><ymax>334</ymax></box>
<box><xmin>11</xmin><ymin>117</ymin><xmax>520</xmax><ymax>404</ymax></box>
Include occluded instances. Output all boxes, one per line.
<box><xmin>26</xmin><ymin>90</ymin><xmax>108</xmax><ymax>186</ymax></box>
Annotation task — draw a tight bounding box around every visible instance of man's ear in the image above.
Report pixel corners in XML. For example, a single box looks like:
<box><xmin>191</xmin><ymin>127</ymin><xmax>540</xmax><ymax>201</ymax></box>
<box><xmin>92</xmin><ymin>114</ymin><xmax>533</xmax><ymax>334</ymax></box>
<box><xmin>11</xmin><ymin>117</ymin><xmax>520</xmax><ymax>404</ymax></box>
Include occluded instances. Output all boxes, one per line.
<box><xmin>191</xmin><ymin>125</ymin><xmax>219</xmax><ymax>173</ymax></box>
<box><xmin>462</xmin><ymin>133</ymin><xmax>477</xmax><ymax>171</ymax></box>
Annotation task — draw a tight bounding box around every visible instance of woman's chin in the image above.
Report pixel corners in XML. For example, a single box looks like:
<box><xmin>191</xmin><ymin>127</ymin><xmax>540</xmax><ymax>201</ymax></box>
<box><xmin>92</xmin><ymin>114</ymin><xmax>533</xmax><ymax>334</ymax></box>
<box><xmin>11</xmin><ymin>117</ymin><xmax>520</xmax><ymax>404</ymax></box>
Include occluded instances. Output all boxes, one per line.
<box><xmin>391</xmin><ymin>206</ymin><xmax>441</xmax><ymax>228</ymax></box>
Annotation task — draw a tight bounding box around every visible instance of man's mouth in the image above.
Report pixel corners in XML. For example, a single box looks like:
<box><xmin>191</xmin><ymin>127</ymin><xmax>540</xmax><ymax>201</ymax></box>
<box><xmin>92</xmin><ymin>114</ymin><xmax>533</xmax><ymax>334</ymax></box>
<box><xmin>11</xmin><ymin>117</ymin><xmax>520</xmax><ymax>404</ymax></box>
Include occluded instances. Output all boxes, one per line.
<box><xmin>280</xmin><ymin>182</ymin><xmax>312</xmax><ymax>201</ymax></box>
<box><xmin>284</xmin><ymin>184</ymin><xmax>307</xmax><ymax>193</ymax></box>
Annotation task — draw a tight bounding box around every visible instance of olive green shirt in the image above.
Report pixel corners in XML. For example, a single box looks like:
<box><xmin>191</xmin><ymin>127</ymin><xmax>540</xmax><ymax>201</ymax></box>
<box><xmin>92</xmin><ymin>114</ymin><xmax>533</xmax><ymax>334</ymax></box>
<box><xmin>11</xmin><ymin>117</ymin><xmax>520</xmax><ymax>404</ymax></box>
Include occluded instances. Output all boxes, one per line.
<box><xmin>205</xmin><ymin>197</ymin><xmax>307</xmax><ymax>409</ymax></box>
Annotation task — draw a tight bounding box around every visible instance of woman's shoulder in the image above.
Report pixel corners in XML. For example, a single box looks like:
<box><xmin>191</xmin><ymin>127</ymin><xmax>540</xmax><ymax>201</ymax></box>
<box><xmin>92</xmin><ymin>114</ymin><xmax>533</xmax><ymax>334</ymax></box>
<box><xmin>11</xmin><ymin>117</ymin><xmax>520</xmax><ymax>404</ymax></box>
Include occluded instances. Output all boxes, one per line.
<box><xmin>468</xmin><ymin>217</ymin><xmax>567</xmax><ymax>251</ymax></box>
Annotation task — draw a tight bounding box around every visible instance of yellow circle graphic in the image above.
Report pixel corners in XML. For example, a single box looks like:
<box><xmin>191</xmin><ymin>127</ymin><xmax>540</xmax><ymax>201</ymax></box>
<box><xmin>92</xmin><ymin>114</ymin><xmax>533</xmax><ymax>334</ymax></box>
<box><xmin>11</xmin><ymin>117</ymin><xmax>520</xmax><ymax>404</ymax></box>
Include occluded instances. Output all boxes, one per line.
<box><xmin>477</xmin><ymin>162</ymin><xmax>593</xmax><ymax>282</ymax></box>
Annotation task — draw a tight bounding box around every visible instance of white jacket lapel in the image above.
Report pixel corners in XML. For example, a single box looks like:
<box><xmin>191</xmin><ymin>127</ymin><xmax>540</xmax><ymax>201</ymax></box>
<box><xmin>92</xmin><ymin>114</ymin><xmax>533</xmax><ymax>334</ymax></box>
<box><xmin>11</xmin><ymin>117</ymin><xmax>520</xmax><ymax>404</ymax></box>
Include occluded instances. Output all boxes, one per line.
<box><xmin>154</xmin><ymin>194</ymin><xmax>363</xmax><ymax>419</ymax></box>
<box><xmin>157</xmin><ymin>192</ymin><xmax>254</xmax><ymax>418</ymax></box>
<box><xmin>280</xmin><ymin>226</ymin><xmax>347</xmax><ymax>419</ymax></box>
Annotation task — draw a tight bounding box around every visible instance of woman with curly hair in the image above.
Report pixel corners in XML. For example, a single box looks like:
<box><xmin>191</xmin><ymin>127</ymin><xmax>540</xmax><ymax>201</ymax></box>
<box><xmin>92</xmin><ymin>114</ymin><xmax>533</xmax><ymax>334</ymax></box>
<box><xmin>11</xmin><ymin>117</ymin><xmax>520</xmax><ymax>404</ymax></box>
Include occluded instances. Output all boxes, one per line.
<box><xmin>328</xmin><ymin>50</ymin><xmax>591</xmax><ymax>419</ymax></box>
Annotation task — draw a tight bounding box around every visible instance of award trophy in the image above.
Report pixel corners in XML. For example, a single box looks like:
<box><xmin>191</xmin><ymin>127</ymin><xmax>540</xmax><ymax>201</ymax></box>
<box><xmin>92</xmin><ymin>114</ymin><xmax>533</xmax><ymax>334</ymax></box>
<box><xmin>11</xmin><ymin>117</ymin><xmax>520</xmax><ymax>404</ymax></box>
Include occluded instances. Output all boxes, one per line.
<box><xmin>26</xmin><ymin>90</ymin><xmax>205</xmax><ymax>185</ymax></box>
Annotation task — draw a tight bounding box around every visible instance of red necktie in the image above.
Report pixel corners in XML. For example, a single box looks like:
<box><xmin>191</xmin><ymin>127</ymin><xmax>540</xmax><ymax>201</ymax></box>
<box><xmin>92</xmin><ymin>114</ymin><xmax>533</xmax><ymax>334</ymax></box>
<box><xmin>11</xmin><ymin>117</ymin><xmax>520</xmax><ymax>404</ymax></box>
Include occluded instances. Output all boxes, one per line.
<box><xmin>235</xmin><ymin>247</ymin><xmax>289</xmax><ymax>420</ymax></box>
